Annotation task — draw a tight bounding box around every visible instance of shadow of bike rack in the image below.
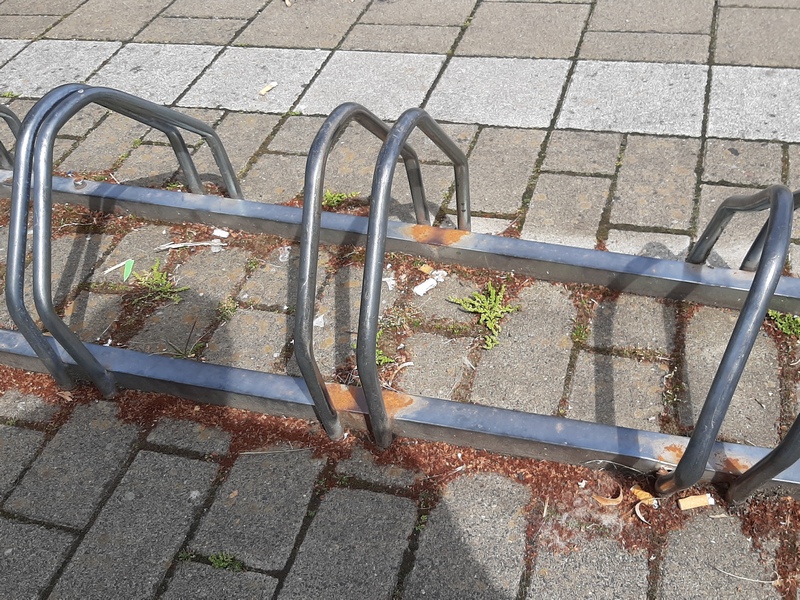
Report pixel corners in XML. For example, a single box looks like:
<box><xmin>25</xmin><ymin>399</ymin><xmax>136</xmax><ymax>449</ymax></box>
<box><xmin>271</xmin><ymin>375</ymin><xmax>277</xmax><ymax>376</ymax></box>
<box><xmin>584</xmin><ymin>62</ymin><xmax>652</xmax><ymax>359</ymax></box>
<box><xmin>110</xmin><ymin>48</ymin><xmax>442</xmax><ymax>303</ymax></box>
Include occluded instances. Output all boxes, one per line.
<box><xmin>4</xmin><ymin>91</ymin><xmax>800</xmax><ymax>500</ymax></box>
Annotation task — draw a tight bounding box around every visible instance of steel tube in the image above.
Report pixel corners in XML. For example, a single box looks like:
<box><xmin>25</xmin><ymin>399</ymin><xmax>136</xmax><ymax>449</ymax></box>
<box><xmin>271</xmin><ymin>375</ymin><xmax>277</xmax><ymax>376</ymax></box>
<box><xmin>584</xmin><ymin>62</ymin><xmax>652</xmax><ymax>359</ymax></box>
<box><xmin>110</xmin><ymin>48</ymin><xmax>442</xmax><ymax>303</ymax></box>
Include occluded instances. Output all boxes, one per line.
<box><xmin>655</xmin><ymin>185</ymin><xmax>794</xmax><ymax>496</ymax></box>
<box><xmin>357</xmin><ymin>108</ymin><xmax>472</xmax><ymax>448</ymax></box>
<box><xmin>295</xmin><ymin>102</ymin><xmax>429</xmax><ymax>440</ymax></box>
<box><xmin>5</xmin><ymin>84</ymin><xmax>88</xmax><ymax>390</ymax></box>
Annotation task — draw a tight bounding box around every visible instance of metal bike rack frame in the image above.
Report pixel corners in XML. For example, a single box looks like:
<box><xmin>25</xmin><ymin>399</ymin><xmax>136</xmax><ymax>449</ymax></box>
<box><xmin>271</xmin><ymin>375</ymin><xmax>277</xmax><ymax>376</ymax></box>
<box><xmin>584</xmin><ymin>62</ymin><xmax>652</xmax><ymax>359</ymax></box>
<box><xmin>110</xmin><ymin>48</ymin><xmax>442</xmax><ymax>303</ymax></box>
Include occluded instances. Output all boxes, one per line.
<box><xmin>5</xmin><ymin>85</ymin><xmax>243</xmax><ymax>397</ymax></box>
<box><xmin>4</xmin><ymin>92</ymin><xmax>800</xmax><ymax>500</ymax></box>
<box><xmin>0</xmin><ymin>104</ymin><xmax>21</xmax><ymax>170</ymax></box>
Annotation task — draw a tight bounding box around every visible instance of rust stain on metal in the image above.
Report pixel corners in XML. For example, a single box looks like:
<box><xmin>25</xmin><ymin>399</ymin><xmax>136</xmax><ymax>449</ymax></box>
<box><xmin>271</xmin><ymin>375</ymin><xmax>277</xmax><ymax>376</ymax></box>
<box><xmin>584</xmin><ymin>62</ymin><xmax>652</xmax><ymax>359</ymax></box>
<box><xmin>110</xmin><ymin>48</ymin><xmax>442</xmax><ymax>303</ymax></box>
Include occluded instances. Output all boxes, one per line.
<box><xmin>326</xmin><ymin>383</ymin><xmax>361</xmax><ymax>412</ymax></box>
<box><xmin>721</xmin><ymin>456</ymin><xmax>751</xmax><ymax>474</ymax></box>
<box><xmin>658</xmin><ymin>443</ymin><xmax>685</xmax><ymax>464</ymax></box>
<box><xmin>324</xmin><ymin>383</ymin><xmax>413</xmax><ymax>417</ymax></box>
<box><xmin>406</xmin><ymin>224</ymin><xmax>469</xmax><ymax>246</ymax></box>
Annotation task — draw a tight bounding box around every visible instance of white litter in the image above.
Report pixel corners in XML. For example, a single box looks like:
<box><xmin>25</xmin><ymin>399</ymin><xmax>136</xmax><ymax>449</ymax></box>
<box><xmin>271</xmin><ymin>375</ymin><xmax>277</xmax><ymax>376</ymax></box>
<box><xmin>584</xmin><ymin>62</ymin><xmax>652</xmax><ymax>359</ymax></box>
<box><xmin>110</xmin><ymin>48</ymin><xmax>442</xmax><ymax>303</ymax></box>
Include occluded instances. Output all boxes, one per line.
<box><xmin>313</xmin><ymin>314</ymin><xmax>325</xmax><ymax>327</ymax></box>
<box><xmin>278</xmin><ymin>246</ymin><xmax>292</xmax><ymax>262</ymax></box>
<box><xmin>430</xmin><ymin>269</ymin><xmax>447</xmax><ymax>282</ymax></box>
<box><xmin>212</xmin><ymin>228</ymin><xmax>230</xmax><ymax>238</ymax></box>
<box><xmin>413</xmin><ymin>278</ymin><xmax>437</xmax><ymax>296</ymax></box>
<box><xmin>259</xmin><ymin>81</ymin><xmax>278</xmax><ymax>96</ymax></box>
<box><xmin>382</xmin><ymin>276</ymin><xmax>396</xmax><ymax>291</ymax></box>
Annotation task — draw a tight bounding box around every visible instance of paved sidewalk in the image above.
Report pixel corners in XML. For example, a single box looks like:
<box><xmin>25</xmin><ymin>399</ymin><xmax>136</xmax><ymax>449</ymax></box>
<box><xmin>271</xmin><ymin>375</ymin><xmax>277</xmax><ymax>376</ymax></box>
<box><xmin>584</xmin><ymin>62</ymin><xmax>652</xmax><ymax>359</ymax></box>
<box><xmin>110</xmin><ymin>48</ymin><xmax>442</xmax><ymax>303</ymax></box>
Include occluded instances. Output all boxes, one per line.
<box><xmin>1</xmin><ymin>0</ymin><xmax>800</xmax><ymax>598</ymax></box>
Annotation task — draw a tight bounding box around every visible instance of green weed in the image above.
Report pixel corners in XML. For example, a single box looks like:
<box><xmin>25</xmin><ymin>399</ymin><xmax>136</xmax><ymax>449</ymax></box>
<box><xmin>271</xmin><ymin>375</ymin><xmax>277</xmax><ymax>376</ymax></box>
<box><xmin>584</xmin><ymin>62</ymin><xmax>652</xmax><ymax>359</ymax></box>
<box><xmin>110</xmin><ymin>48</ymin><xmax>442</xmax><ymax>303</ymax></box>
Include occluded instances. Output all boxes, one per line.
<box><xmin>768</xmin><ymin>310</ymin><xmax>800</xmax><ymax>338</ymax></box>
<box><xmin>208</xmin><ymin>552</ymin><xmax>243</xmax><ymax>572</ymax></box>
<box><xmin>448</xmin><ymin>281</ymin><xmax>517</xmax><ymax>349</ymax></box>
<box><xmin>132</xmin><ymin>259</ymin><xmax>189</xmax><ymax>305</ymax></box>
<box><xmin>323</xmin><ymin>189</ymin><xmax>359</xmax><ymax>208</ymax></box>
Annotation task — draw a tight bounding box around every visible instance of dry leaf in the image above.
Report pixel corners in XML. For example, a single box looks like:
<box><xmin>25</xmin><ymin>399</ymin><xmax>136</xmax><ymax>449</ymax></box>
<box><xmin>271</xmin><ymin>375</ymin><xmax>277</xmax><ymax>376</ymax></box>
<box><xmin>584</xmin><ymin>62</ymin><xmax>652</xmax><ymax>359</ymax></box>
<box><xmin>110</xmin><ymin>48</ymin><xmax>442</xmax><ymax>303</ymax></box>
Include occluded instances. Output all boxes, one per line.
<box><xmin>634</xmin><ymin>501</ymin><xmax>653</xmax><ymax>525</ymax></box>
<box><xmin>592</xmin><ymin>483</ymin><xmax>623</xmax><ymax>506</ymax></box>
<box><xmin>228</xmin><ymin>490</ymin><xmax>239</xmax><ymax>500</ymax></box>
<box><xmin>55</xmin><ymin>391</ymin><xmax>73</xmax><ymax>401</ymax></box>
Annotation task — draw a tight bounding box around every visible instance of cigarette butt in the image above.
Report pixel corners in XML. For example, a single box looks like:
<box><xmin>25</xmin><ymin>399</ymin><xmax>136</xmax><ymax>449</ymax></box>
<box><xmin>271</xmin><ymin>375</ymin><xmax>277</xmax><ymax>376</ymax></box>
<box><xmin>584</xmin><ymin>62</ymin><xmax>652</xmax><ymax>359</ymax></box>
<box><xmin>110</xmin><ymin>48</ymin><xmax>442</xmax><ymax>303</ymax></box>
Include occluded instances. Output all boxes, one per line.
<box><xmin>259</xmin><ymin>82</ymin><xmax>278</xmax><ymax>96</ymax></box>
<box><xmin>417</xmin><ymin>264</ymin><xmax>434</xmax><ymax>275</ymax></box>
<box><xmin>678</xmin><ymin>493</ymin><xmax>715</xmax><ymax>510</ymax></box>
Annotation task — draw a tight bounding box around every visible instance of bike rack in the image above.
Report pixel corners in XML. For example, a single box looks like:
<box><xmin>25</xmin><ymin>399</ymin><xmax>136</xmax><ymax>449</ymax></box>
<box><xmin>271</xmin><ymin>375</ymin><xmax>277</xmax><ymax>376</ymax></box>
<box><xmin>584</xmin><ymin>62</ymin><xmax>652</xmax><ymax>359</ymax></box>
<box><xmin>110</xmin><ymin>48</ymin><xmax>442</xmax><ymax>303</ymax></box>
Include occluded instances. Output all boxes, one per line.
<box><xmin>5</xmin><ymin>84</ymin><xmax>243</xmax><ymax>397</ymax></box>
<box><xmin>0</xmin><ymin>104</ymin><xmax>21</xmax><ymax>170</ymax></box>
<box><xmin>4</xmin><ymin>90</ymin><xmax>800</xmax><ymax>500</ymax></box>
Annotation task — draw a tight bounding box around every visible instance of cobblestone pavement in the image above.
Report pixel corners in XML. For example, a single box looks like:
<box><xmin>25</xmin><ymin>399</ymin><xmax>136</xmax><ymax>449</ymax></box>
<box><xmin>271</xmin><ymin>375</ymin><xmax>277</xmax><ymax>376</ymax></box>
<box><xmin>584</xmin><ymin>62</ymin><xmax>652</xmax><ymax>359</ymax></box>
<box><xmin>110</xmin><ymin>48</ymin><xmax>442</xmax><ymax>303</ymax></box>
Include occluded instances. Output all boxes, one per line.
<box><xmin>1</xmin><ymin>0</ymin><xmax>800</xmax><ymax>598</ymax></box>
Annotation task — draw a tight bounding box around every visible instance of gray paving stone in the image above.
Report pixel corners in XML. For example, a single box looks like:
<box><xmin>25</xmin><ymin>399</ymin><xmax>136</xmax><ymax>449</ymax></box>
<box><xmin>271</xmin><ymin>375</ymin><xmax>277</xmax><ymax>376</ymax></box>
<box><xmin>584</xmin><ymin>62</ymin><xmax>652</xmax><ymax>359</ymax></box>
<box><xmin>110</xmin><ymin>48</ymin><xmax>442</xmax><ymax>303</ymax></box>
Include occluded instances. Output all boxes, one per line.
<box><xmin>342</xmin><ymin>23</ymin><xmax>461</xmax><ymax>54</ymax></box>
<box><xmin>62</xmin><ymin>291</ymin><xmax>122</xmax><ymax>343</ymax></box>
<box><xmin>789</xmin><ymin>144</ymin><xmax>800</xmax><ymax>189</ymax></box>
<box><xmin>696</xmin><ymin>185</ymin><xmax>769</xmax><ymax>268</ymax></box>
<box><xmin>0</xmin><ymin>15</ymin><xmax>59</xmax><ymax>38</ymax></box>
<box><xmin>0</xmin><ymin>388</ymin><xmax>59</xmax><ymax>422</ymax></box>
<box><xmin>236</xmin><ymin>0</ymin><xmax>369</xmax><ymax>49</ymax></box>
<box><xmin>115</xmin><ymin>143</ymin><xmax>190</xmax><ymax>188</ymax></box>
<box><xmin>458</xmin><ymin>3</ymin><xmax>589</xmax><ymax>58</ymax></box>
<box><xmin>0</xmin><ymin>40</ymin><xmax>27</xmax><ymax>66</ymax></box>
<box><xmin>164</xmin><ymin>0</ymin><xmax>267</xmax><ymax>19</ymax></box>
<box><xmin>708</xmin><ymin>65</ymin><xmax>800</xmax><ymax>142</ymax></box>
<box><xmin>717</xmin><ymin>7</ymin><xmax>800</xmax><ymax>67</ymax></box>
<box><xmin>267</xmin><ymin>115</ymin><xmax>325</xmax><ymax>153</ymax></box>
<box><xmin>147</xmin><ymin>417</ymin><xmax>231</xmax><ymax>455</ymax></box>
<box><xmin>336</xmin><ymin>446</ymin><xmax>420</xmax><ymax>488</ymax></box>
<box><xmin>683</xmin><ymin>306</ymin><xmax>781</xmax><ymax>447</ymax></box>
<box><xmin>50</xmin><ymin>451</ymin><xmax>217</xmax><ymax>600</ymax></box>
<box><xmin>605</xmin><ymin>230</ymin><xmax>691</xmax><ymax>259</ymax></box>
<box><xmin>405</xmin><ymin>473</ymin><xmax>530</xmax><ymax>600</ymax></box>
<box><xmin>542</xmin><ymin>130</ymin><xmax>622</xmax><ymax>175</ymax></box>
<box><xmin>720</xmin><ymin>0</ymin><xmax>800</xmax><ymax>5</ymax></box>
<box><xmin>5</xmin><ymin>401</ymin><xmax>139</xmax><ymax>528</ymax></box>
<box><xmin>360</xmin><ymin>0</ymin><xmax>476</xmax><ymax>26</ymax></box>
<box><xmin>0</xmin><ymin>517</ymin><xmax>75</xmax><ymax>599</ymax></box>
<box><xmin>398</xmin><ymin>333</ymin><xmax>471</xmax><ymax>400</ymax></box>
<box><xmin>281</xmin><ymin>488</ymin><xmax>416</xmax><ymax>599</ymax></box>
<box><xmin>59</xmin><ymin>112</ymin><xmax>150</xmax><ymax>173</ymax></box>
<box><xmin>0</xmin><ymin>0</ymin><xmax>85</xmax><ymax>13</ymax></box>
<box><xmin>238</xmin><ymin>244</ymin><xmax>329</xmax><ymax>310</ymax></box>
<box><xmin>46</xmin><ymin>0</ymin><xmax>172</xmax><ymax>41</ymax></box>
<box><xmin>409</xmin><ymin>273</ymin><xmax>481</xmax><ymax>323</ymax></box>
<box><xmin>407</xmin><ymin>122</ymin><xmax>478</xmax><ymax>163</ymax></box>
<box><xmin>47</xmin><ymin>233</ymin><xmax>113</xmax><ymax>307</ymax></box>
<box><xmin>297</xmin><ymin>51</ymin><xmax>444</xmax><ymax>121</ymax></box>
<box><xmin>590</xmin><ymin>0</ymin><xmax>714</xmax><ymax>34</ymax></box>
<box><xmin>180</xmin><ymin>47</ymin><xmax>328</xmax><ymax>113</ymax></box>
<box><xmin>163</xmin><ymin>561</ymin><xmax>278</xmax><ymax>600</ymax></box>
<box><xmin>135</xmin><ymin>17</ymin><xmax>247</xmax><ymax>45</ymax></box>
<box><xmin>204</xmin><ymin>308</ymin><xmax>293</xmax><ymax>374</ymax></box>
<box><xmin>57</xmin><ymin>102</ymin><xmax>109</xmax><ymax>139</ymax></box>
<box><xmin>90</xmin><ymin>43</ymin><xmax>220</xmax><ymax>105</ymax></box>
<box><xmin>470</xmin><ymin>282</ymin><xmax>574</xmax><ymax>413</ymax></box>
<box><xmin>240</xmin><ymin>152</ymin><xmax>306</xmax><ymax>204</ymax></box>
<box><xmin>0</xmin><ymin>40</ymin><xmax>121</xmax><ymax>97</ymax></box>
<box><xmin>580</xmin><ymin>31</ymin><xmax>710</xmax><ymax>63</ymax></box>
<box><xmin>703</xmin><ymin>139</ymin><xmax>783</xmax><ymax>186</ymax></box>
<box><xmin>658</xmin><ymin>510</ymin><xmax>778</xmax><ymax>599</ymax></box>
<box><xmin>590</xmin><ymin>294</ymin><xmax>676</xmax><ymax>352</ymax></box>
<box><xmin>94</xmin><ymin>225</ymin><xmax>170</xmax><ymax>285</ymax></box>
<box><xmin>191</xmin><ymin>450</ymin><xmax>325</xmax><ymax>571</ymax></box>
<box><xmin>427</xmin><ymin>57</ymin><xmax>570</xmax><ymax>128</ymax></box>
<box><xmin>0</xmin><ymin>425</ymin><xmax>44</xmax><ymax>496</ymax></box>
<box><xmin>522</xmin><ymin>173</ymin><xmax>610</xmax><ymax>248</ymax></box>
<box><xmin>529</xmin><ymin>537</ymin><xmax>649</xmax><ymax>599</ymax></box>
<box><xmin>468</xmin><ymin>127</ymin><xmax>544</xmax><ymax>214</ymax></box>
<box><xmin>128</xmin><ymin>248</ymin><xmax>247</xmax><ymax>355</ymax></box>
<box><xmin>192</xmin><ymin>112</ymin><xmax>280</xmax><ymax>175</ymax></box>
<box><xmin>612</xmin><ymin>135</ymin><xmax>700</xmax><ymax>229</ymax></box>
<box><xmin>559</xmin><ymin>61</ymin><xmax>707</xmax><ymax>137</ymax></box>
<box><xmin>568</xmin><ymin>352</ymin><xmax>666</xmax><ymax>432</ymax></box>
<box><xmin>470</xmin><ymin>216</ymin><xmax>512</xmax><ymax>235</ymax></box>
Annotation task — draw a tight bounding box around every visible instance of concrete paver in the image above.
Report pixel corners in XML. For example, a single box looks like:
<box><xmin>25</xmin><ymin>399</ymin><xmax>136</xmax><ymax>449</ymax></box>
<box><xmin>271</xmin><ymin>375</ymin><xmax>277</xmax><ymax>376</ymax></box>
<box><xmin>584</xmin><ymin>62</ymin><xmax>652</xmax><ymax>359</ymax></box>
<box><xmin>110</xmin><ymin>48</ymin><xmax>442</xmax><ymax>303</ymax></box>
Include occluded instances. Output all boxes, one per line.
<box><xmin>164</xmin><ymin>0</ymin><xmax>267</xmax><ymax>19</ymax></box>
<box><xmin>542</xmin><ymin>130</ymin><xmax>622</xmax><ymax>175</ymax></box>
<box><xmin>0</xmin><ymin>40</ymin><xmax>121</xmax><ymax>98</ymax></box>
<box><xmin>405</xmin><ymin>474</ymin><xmax>530</xmax><ymax>600</ymax></box>
<box><xmin>341</xmin><ymin>24</ymin><xmax>461</xmax><ymax>54</ymax></box>
<box><xmin>180</xmin><ymin>47</ymin><xmax>329</xmax><ymax>113</ymax></box>
<box><xmin>703</xmin><ymin>139</ymin><xmax>783</xmax><ymax>186</ymax></box>
<box><xmin>426</xmin><ymin>57</ymin><xmax>570</xmax><ymax>128</ymax></box>
<box><xmin>559</xmin><ymin>61</ymin><xmax>707</xmax><ymax>136</ymax></box>
<box><xmin>162</xmin><ymin>562</ymin><xmax>278</xmax><ymax>599</ymax></box>
<box><xmin>45</xmin><ymin>0</ymin><xmax>172</xmax><ymax>41</ymax></box>
<box><xmin>146</xmin><ymin>417</ymin><xmax>232</xmax><ymax>455</ymax></box>
<box><xmin>360</xmin><ymin>0</ymin><xmax>476</xmax><ymax>26</ymax></box>
<box><xmin>49</xmin><ymin>451</ymin><xmax>217</xmax><ymax>600</ymax></box>
<box><xmin>589</xmin><ymin>294</ymin><xmax>676</xmax><ymax>352</ymax></box>
<box><xmin>5</xmin><ymin>402</ymin><xmax>139</xmax><ymax>528</ymax></box>
<box><xmin>297</xmin><ymin>51</ymin><xmax>445</xmax><ymax>120</ymax></box>
<box><xmin>90</xmin><ymin>43</ymin><xmax>220</xmax><ymax>105</ymax></box>
<box><xmin>135</xmin><ymin>17</ymin><xmax>247</xmax><ymax>46</ymax></box>
<box><xmin>589</xmin><ymin>0</ymin><xmax>714</xmax><ymax>34</ymax></box>
<box><xmin>716</xmin><ymin>7</ymin><xmax>800</xmax><ymax>67</ymax></box>
<box><xmin>280</xmin><ymin>488</ymin><xmax>416</xmax><ymax>599</ymax></box>
<box><xmin>0</xmin><ymin>388</ymin><xmax>60</xmax><ymax>422</ymax></box>
<box><xmin>399</xmin><ymin>333</ymin><xmax>472</xmax><ymax>400</ymax></box>
<box><xmin>0</xmin><ymin>424</ymin><xmax>45</xmax><ymax>495</ymax></box>
<box><xmin>190</xmin><ymin>450</ymin><xmax>324</xmax><ymax>570</ymax></box>
<box><xmin>580</xmin><ymin>31</ymin><xmax>710</xmax><ymax>63</ymax></box>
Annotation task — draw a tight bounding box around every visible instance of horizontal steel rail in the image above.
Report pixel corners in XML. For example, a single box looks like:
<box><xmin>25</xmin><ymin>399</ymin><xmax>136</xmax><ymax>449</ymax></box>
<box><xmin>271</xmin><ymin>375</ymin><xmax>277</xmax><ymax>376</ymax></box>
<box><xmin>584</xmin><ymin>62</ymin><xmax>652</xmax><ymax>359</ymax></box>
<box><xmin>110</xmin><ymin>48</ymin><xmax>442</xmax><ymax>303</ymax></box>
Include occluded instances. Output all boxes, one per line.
<box><xmin>1</xmin><ymin>327</ymin><xmax>799</xmax><ymax>495</ymax></box>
